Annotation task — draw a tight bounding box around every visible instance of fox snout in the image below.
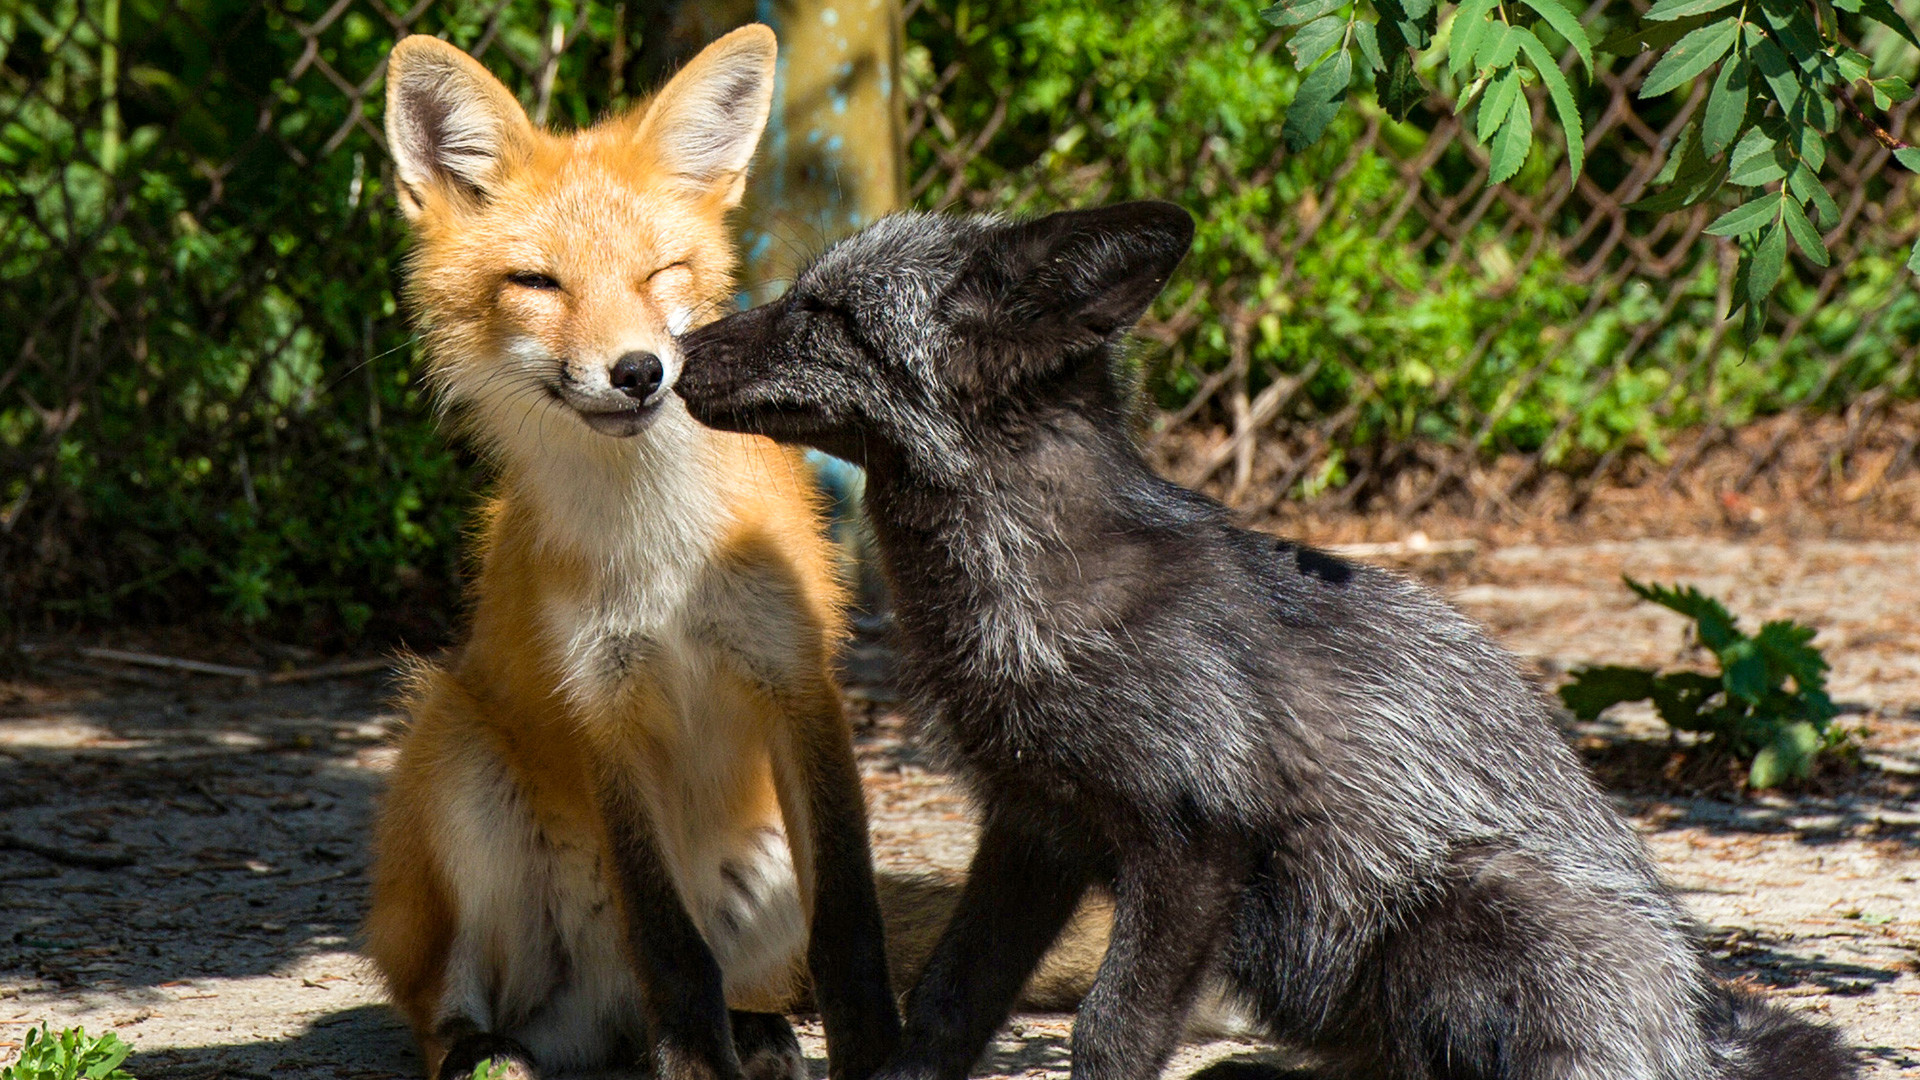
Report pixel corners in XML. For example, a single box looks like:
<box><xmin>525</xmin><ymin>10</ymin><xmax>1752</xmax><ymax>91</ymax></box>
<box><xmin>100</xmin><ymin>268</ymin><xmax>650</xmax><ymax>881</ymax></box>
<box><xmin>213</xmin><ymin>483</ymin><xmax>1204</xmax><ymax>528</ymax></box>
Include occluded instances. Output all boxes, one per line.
<box><xmin>675</xmin><ymin>305</ymin><xmax>775</xmax><ymax>424</ymax></box>
<box><xmin>609</xmin><ymin>351</ymin><xmax>667</xmax><ymax>403</ymax></box>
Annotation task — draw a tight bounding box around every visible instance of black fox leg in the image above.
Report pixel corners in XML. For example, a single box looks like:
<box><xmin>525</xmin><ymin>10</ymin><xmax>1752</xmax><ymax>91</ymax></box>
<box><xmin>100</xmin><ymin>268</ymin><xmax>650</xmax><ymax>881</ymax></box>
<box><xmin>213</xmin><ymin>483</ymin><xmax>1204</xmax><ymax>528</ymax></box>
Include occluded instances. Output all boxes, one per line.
<box><xmin>787</xmin><ymin>697</ymin><xmax>902</xmax><ymax>1080</ymax></box>
<box><xmin>890</xmin><ymin>811</ymin><xmax>1092</xmax><ymax>1080</ymax></box>
<box><xmin>1071</xmin><ymin>847</ymin><xmax>1245</xmax><ymax>1080</ymax></box>
<box><xmin>600</xmin><ymin>777</ymin><xmax>742</xmax><ymax>1080</ymax></box>
<box><xmin>434</xmin><ymin>1018</ymin><xmax>539</xmax><ymax>1080</ymax></box>
<box><xmin>731</xmin><ymin>1011</ymin><xmax>807</xmax><ymax>1080</ymax></box>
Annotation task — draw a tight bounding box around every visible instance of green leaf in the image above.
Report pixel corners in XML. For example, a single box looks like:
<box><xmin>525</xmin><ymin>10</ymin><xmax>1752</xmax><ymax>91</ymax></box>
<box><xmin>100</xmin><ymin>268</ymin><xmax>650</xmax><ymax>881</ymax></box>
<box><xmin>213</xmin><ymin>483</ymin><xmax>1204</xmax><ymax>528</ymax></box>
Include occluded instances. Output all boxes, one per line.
<box><xmin>1597</xmin><ymin>11</ymin><xmax>1715</xmax><ymax>54</ymax></box>
<box><xmin>1515</xmin><ymin>29</ymin><xmax>1587</xmax><ymax>177</ymax></box>
<box><xmin>1793</xmin><ymin>123</ymin><xmax>1827</xmax><ymax>172</ymax></box>
<box><xmin>1748</xmin><ymin>218</ymin><xmax>1788</xmax><ymax>305</ymax></box>
<box><xmin>1909</xmin><ymin>235</ymin><xmax>1920</xmax><ymax>275</ymax></box>
<box><xmin>1729</xmin><ymin>148</ymin><xmax>1788</xmax><ymax>186</ymax></box>
<box><xmin>1289</xmin><ymin>15</ymin><xmax>1349</xmax><ymax>67</ymax></box>
<box><xmin>1645</xmin><ymin>0</ymin><xmax>1740</xmax><ymax>20</ymax></box>
<box><xmin>1380</xmin><ymin>48</ymin><xmax>1426</xmax><ymax>117</ymax></box>
<box><xmin>1477</xmin><ymin>24</ymin><xmax>1527</xmax><ymax>71</ymax></box>
<box><xmin>1283</xmin><ymin>51</ymin><xmax>1354</xmax><ymax>151</ymax></box>
<box><xmin>1703</xmin><ymin>51</ymin><xmax>1751</xmax><ymax>155</ymax></box>
<box><xmin>1727</xmin><ymin>125</ymin><xmax>1784</xmax><ymax>186</ymax></box>
<box><xmin>1754</xmin><ymin>618</ymin><xmax>1829</xmax><ymax>687</ymax></box>
<box><xmin>1641</xmin><ymin>18</ymin><xmax>1740</xmax><ymax>98</ymax></box>
<box><xmin>1895</xmin><ymin>147</ymin><xmax>1920</xmax><ymax>171</ymax></box>
<box><xmin>1749</xmin><ymin>32</ymin><xmax>1801</xmax><ymax>113</ymax></box>
<box><xmin>1858</xmin><ymin>0</ymin><xmax>1920</xmax><ymax>49</ymax></box>
<box><xmin>1375</xmin><ymin>0</ymin><xmax>1437</xmax><ymax>50</ymax></box>
<box><xmin>1653</xmin><ymin>120</ymin><xmax>1702</xmax><ymax>185</ymax></box>
<box><xmin>81</xmin><ymin>1037</ymin><xmax>132</xmax><ymax>1080</ymax></box>
<box><xmin>1781</xmin><ymin>196</ymin><xmax>1830</xmax><ymax>265</ymax></box>
<box><xmin>1757</xmin><ymin>0</ymin><xmax>1822</xmax><ymax>64</ymax></box>
<box><xmin>1801</xmin><ymin>87</ymin><xmax>1838</xmax><ymax>133</ymax></box>
<box><xmin>1870</xmin><ymin>76</ymin><xmax>1914</xmax><ymax>108</ymax></box>
<box><xmin>1748</xmin><ymin>721</ymin><xmax>1822</xmax><ymax>787</ymax></box>
<box><xmin>1747</xmin><ymin>742</ymin><xmax>1786</xmax><ymax>787</ymax></box>
<box><xmin>1704</xmin><ymin>194</ymin><xmax>1780</xmax><ymax>237</ymax></box>
<box><xmin>1448</xmin><ymin>0</ymin><xmax>1500</xmax><ymax>76</ymax></box>
<box><xmin>1650</xmin><ymin>671</ymin><xmax>1725</xmax><ymax>731</ymax></box>
<box><xmin>1353</xmin><ymin>21</ymin><xmax>1386</xmax><ymax>71</ymax></box>
<box><xmin>1559</xmin><ymin>665</ymin><xmax>1658</xmax><ymax>720</ymax></box>
<box><xmin>1514</xmin><ymin>0</ymin><xmax>1593</xmax><ymax>68</ymax></box>
<box><xmin>1627</xmin><ymin>578</ymin><xmax>1742</xmax><ymax>649</ymax></box>
<box><xmin>1488</xmin><ymin>87</ymin><xmax>1533</xmax><ymax>182</ymax></box>
<box><xmin>1720</xmin><ymin>638</ymin><xmax>1768</xmax><ymax>703</ymax></box>
<box><xmin>1263</xmin><ymin>0</ymin><xmax>1348</xmax><ymax>28</ymax></box>
<box><xmin>1788</xmin><ymin>164</ymin><xmax>1839</xmax><ymax>227</ymax></box>
<box><xmin>1633</xmin><ymin>155</ymin><xmax>1730</xmax><ymax>211</ymax></box>
<box><xmin>1479</xmin><ymin>68</ymin><xmax>1523</xmax><ymax>141</ymax></box>
<box><xmin>1835</xmin><ymin>46</ymin><xmax>1873</xmax><ymax>84</ymax></box>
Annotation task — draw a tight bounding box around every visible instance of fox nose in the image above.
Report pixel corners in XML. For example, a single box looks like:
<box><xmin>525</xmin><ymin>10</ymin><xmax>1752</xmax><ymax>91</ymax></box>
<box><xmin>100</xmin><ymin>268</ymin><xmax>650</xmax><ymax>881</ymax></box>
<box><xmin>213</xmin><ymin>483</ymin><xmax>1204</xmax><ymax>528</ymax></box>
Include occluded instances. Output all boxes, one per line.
<box><xmin>610</xmin><ymin>351</ymin><xmax>665</xmax><ymax>402</ymax></box>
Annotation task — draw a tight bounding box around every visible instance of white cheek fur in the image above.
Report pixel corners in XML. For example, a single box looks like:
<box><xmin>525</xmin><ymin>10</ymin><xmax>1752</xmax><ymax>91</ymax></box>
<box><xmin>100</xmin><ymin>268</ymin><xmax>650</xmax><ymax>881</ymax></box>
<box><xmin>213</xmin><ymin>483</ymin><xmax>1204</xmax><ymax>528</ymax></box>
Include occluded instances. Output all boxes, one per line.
<box><xmin>667</xmin><ymin>305</ymin><xmax>694</xmax><ymax>336</ymax></box>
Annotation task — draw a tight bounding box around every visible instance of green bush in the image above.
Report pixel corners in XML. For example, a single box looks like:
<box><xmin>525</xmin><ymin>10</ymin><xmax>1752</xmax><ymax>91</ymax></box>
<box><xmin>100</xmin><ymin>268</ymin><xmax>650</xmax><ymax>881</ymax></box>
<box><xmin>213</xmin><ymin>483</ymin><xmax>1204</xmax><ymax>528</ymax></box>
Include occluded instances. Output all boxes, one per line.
<box><xmin>1</xmin><ymin>1026</ymin><xmax>135</xmax><ymax>1080</ymax></box>
<box><xmin>905</xmin><ymin>0</ymin><xmax>1920</xmax><ymax>480</ymax></box>
<box><xmin>1559</xmin><ymin>577</ymin><xmax>1848</xmax><ymax>788</ymax></box>
<box><xmin>2</xmin><ymin>0</ymin><xmax>656</xmax><ymax>639</ymax></box>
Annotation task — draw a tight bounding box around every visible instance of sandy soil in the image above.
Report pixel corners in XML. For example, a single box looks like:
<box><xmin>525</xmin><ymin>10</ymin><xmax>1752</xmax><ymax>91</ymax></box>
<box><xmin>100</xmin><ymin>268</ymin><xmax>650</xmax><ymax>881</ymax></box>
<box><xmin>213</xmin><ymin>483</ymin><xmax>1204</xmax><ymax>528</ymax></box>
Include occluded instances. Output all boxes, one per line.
<box><xmin>3</xmin><ymin>537</ymin><xmax>1917</xmax><ymax>1079</ymax></box>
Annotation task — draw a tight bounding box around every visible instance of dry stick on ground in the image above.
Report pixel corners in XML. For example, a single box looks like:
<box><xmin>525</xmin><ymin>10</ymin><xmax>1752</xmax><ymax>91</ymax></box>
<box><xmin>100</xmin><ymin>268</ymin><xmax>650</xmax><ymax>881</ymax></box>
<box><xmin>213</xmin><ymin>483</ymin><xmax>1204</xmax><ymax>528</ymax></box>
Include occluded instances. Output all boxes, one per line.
<box><xmin>56</xmin><ymin>647</ymin><xmax>395</xmax><ymax>685</ymax></box>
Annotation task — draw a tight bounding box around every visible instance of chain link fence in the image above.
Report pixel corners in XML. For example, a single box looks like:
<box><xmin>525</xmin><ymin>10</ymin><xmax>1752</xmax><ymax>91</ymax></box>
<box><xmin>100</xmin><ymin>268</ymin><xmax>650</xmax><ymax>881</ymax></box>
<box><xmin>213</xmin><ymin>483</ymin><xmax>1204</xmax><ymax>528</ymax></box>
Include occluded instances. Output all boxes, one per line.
<box><xmin>4</xmin><ymin>0</ymin><xmax>1918</xmax><ymax>631</ymax></box>
<box><xmin>901</xmin><ymin>0</ymin><xmax>1920</xmax><ymax>529</ymax></box>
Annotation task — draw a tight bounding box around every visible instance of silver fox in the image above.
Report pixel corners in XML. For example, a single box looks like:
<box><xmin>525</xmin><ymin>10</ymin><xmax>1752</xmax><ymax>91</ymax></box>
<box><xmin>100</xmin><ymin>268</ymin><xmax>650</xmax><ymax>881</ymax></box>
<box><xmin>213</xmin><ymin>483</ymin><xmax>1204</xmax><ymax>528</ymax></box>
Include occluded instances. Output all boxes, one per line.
<box><xmin>674</xmin><ymin>202</ymin><xmax>1858</xmax><ymax>1080</ymax></box>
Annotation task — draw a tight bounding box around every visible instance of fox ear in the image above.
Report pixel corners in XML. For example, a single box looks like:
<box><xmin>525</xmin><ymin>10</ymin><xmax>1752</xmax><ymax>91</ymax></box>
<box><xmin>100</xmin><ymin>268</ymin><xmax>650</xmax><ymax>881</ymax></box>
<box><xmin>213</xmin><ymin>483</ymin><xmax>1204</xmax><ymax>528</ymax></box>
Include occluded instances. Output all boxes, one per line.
<box><xmin>384</xmin><ymin>36</ymin><xmax>533</xmax><ymax>219</ymax></box>
<box><xmin>632</xmin><ymin>24</ymin><xmax>777</xmax><ymax>207</ymax></box>
<box><xmin>995</xmin><ymin>201</ymin><xmax>1194</xmax><ymax>338</ymax></box>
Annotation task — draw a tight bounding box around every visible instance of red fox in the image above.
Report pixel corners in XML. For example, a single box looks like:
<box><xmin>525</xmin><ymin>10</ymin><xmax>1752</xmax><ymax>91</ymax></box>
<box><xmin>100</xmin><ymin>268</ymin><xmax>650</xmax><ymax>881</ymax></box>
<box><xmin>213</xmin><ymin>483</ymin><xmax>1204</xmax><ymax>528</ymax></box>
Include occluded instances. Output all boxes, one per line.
<box><xmin>365</xmin><ymin>28</ymin><xmax>899</xmax><ymax>1080</ymax></box>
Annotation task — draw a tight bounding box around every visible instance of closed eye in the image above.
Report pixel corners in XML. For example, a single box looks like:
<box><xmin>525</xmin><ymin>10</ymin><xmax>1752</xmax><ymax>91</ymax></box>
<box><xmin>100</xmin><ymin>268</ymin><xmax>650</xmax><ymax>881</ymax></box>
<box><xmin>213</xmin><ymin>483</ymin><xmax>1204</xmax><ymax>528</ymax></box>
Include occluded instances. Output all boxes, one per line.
<box><xmin>505</xmin><ymin>271</ymin><xmax>562</xmax><ymax>291</ymax></box>
<box><xmin>645</xmin><ymin>260</ymin><xmax>690</xmax><ymax>282</ymax></box>
<box><xmin>791</xmin><ymin>294</ymin><xmax>879</xmax><ymax>355</ymax></box>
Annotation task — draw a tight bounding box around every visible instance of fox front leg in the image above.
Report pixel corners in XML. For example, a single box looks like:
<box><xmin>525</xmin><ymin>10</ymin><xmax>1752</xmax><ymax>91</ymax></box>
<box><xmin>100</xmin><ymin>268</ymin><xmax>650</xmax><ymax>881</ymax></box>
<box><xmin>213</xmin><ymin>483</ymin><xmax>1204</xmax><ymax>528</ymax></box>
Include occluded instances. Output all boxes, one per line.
<box><xmin>1070</xmin><ymin>844</ymin><xmax>1247</xmax><ymax>1080</ymax></box>
<box><xmin>770</xmin><ymin>684</ymin><xmax>901</xmax><ymax>1080</ymax></box>
<box><xmin>884</xmin><ymin>810</ymin><xmax>1093</xmax><ymax>1080</ymax></box>
<box><xmin>599</xmin><ymin>778</ymin><xmax>745</xmax><ymax>1080</ymax></box>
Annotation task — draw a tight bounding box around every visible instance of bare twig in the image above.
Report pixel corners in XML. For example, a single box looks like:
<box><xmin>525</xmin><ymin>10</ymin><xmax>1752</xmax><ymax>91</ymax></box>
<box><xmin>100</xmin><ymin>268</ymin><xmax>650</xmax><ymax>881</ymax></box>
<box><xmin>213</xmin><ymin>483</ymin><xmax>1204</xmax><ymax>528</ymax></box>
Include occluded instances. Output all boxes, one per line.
<box><xmin>75</xmin><ymin>647</ymin><xmax>259</xmax><ymax>678</ymax></box>
<box><xmin>51</xmin><ymin>646</ymin><xmax>393</xmax><ymax>684</ymax></box>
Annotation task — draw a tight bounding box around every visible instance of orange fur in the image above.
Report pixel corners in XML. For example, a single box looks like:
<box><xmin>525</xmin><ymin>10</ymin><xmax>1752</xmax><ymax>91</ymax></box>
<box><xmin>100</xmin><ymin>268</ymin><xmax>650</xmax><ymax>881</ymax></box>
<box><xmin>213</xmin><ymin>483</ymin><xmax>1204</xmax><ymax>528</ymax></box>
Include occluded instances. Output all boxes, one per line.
<box><xmin>365</xmin><ymin>28</ymin><xmax>876</xmax><ymax>1078</ymax></box>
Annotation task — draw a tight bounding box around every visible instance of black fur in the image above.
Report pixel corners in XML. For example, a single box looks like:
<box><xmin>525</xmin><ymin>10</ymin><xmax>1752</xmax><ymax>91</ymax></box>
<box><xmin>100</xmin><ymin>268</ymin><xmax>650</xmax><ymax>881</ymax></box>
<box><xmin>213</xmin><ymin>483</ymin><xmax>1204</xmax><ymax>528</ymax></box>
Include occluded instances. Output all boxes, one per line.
<box><xmin>675</xmin><ymin>202</ymin><xmax>1857</xmax><ymax>1080</ymax></box>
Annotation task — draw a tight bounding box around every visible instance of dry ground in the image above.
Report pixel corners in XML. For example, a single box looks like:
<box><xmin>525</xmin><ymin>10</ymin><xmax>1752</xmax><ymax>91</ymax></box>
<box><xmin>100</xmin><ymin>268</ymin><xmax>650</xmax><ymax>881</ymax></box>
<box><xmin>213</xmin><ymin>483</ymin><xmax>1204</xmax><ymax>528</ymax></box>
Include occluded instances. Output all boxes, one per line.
<box><xmin>3</xmin><ymin>537</ymin><xmax>1917</xmax><ymax>1079</ymax></box>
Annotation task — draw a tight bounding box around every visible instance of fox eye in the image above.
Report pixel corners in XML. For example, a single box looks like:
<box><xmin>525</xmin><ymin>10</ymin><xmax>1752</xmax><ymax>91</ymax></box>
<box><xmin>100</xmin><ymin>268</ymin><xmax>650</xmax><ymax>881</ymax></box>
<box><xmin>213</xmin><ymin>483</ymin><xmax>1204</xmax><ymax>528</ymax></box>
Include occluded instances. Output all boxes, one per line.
<box><xmin>645</xmin><ymin>260</ymin><xmax>691</xmax><ymax>283</ymax></box>
<box><xmin>505</xmin><ymin>271</ymin><xmax>562</xmax><ymax>291</ymax></box>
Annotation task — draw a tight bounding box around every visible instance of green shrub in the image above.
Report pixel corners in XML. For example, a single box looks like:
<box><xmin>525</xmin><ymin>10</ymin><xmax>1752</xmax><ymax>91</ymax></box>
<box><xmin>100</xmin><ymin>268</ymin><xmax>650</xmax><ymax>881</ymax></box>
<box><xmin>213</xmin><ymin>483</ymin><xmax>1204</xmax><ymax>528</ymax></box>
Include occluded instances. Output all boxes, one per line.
<box><xmin>1</xmin><ymin>1026</ymin><xmax>135</xmax><ymax>1080</ymax></box>
<box><xmin>1559</xmin><ymin>577</ymin><xmax>1848</xmax><ymax>788</ymax></box>
<box><xmin>906</xmin><ymin>0</ymin><xmax>1920</xmax><ymax>477</ymax></box>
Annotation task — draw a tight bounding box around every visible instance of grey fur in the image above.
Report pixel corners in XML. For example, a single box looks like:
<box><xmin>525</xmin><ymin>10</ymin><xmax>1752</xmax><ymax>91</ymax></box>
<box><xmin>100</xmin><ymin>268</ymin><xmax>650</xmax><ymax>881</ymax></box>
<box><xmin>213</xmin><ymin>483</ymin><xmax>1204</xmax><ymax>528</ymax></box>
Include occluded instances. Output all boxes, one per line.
<box><xmin>676</xmin><ymin>202</ymin><xmax>1857</xmax><ymax>1080</ymax></box>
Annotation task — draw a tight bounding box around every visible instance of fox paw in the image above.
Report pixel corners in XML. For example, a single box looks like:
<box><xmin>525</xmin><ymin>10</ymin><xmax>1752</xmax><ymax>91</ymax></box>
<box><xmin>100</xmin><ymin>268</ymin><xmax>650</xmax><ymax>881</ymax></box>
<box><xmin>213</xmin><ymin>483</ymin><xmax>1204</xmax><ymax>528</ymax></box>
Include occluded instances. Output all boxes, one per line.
<box><xmin>436</xmin><ymin>1032</ymin><xmax>539</xmax><ymax>1080</ymax></box>
<box><xmin>731</xmin><ymin>1011</ymin><xmax>809</xmax><ymax>1080</ymax></box>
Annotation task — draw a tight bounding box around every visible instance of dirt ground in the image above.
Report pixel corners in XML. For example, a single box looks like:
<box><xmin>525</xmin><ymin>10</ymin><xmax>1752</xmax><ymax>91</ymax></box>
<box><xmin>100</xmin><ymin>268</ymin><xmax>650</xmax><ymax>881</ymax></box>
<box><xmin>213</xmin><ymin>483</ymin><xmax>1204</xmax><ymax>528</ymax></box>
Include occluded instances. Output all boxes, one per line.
<box><xmin>3</xmin><ymin>536</ymin><xmax>1918</xmax><ymax>1079</ymax></box>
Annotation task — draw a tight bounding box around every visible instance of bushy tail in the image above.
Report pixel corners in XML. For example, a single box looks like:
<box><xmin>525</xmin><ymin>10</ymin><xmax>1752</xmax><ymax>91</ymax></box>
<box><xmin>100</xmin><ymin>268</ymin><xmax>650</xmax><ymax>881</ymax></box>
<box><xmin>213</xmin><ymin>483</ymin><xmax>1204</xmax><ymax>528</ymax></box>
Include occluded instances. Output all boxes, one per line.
<box><xmin>1710</xmin><ymin>987</ymin><xmax>1859</xmax><ymax>1080</ymax></box>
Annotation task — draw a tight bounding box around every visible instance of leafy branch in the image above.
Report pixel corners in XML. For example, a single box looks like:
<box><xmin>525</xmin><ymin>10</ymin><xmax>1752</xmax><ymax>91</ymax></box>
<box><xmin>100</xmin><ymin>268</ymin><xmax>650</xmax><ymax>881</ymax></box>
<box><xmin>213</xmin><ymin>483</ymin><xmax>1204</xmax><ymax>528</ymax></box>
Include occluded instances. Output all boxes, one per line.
<box><xmin>1261</xmin><ymin>0</ymin><xmax>1920</xmax><ymax>326</ymax></box>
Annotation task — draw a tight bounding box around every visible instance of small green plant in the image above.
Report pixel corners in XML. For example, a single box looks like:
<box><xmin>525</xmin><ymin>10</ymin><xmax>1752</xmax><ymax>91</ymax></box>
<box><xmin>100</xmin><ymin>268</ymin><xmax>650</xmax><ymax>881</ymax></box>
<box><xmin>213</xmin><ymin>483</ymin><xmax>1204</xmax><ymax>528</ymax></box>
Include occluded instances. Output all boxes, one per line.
<box><xmin>1559</xmin><ymin>577</ymin><xmax>1844</xmax><ymax>788</ymax></box>
<box><xmin>1</xmin><ymin>1026</ymin><xmax>135</xmax><ymax>1080</ymax></box>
